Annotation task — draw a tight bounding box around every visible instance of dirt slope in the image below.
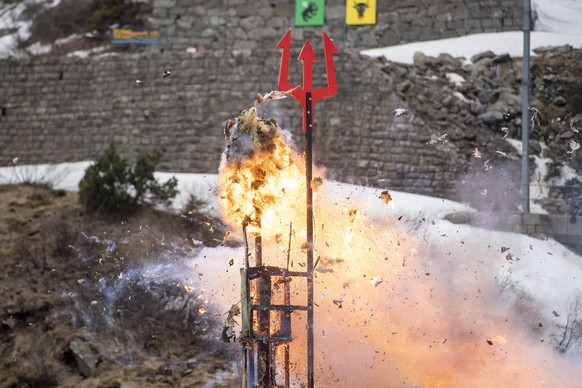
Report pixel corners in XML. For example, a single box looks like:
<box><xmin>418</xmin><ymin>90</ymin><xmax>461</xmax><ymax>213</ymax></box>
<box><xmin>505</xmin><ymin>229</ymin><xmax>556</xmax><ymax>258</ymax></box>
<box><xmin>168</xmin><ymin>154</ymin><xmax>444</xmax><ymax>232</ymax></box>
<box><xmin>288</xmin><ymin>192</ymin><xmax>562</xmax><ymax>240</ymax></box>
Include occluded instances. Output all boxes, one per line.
<box><xmin>0</xmin><ymin>184</ymin><xmax>239</xmax><ymax>387</ymax></box>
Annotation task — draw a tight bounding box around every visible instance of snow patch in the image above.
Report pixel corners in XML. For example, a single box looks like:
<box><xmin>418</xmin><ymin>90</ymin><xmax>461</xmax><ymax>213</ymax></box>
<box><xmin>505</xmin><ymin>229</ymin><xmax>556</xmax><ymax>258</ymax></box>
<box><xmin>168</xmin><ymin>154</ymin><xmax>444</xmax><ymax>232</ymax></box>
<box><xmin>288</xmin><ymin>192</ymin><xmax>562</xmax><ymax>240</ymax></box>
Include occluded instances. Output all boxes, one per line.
<box><xmin>445</xmin><ymin>72</ymin><xmax>465</xmax><ymax>87</ymax></box>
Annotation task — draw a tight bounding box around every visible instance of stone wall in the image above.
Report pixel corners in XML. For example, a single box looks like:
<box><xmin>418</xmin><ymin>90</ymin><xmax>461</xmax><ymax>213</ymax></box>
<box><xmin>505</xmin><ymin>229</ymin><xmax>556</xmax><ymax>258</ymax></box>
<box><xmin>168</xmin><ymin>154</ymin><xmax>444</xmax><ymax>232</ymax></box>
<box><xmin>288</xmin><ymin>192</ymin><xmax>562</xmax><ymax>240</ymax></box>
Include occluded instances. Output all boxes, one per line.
<box><xmin>0</xmin><ymin>0</ymin><xmax>527</xmax><ymax>199</ymax></box>
<box><xmin>150</xmin><ymin>0</ymin><xmax>523</xmax><ymax>53</ymax></box>
<box><xmin>0</xmin><ymin>48</ymin><xmax>464</xmax><ymax>198</ymax></box>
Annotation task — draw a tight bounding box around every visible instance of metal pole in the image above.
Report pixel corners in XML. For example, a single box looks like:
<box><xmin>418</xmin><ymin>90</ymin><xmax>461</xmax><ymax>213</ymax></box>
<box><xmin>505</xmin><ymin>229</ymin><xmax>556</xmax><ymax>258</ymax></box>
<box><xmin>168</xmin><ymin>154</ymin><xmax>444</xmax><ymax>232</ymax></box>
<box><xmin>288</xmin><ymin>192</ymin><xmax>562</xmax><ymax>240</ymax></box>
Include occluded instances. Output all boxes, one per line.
<box><xmin>521</xmin><ymin>0</ymin><xmax>531</xmax><ymax>213</ymax></box>
<box><xmin>305</xmin><ymin>92</ymin><xmax>314</xmax><ymax>388</ymax></box>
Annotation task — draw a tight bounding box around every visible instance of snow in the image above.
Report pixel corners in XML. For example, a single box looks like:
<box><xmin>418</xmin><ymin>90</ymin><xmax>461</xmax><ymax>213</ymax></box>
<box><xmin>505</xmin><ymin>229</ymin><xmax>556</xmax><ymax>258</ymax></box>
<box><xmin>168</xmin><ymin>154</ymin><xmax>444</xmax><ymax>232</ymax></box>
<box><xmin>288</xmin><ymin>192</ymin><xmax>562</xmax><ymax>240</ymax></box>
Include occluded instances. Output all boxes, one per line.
<box><xmin>0</xmin><ymin>0</ymin><xmax>62</xmax><ymax>59</ymax></box>
<box><xmin>452</xmin><ymin>91</ymin><xmax>470</xmax><ymax>103</ymax></box>
<box><xmin>66</xmin><ymin>46</ymin><xmax>109</xmax><ymax>59</ymax></box>
<box><xmin>445</xmin><ymin>72</ymin><xmax>465</xmax><ymax>87</ymax></box>
<box><xmin>533</xmin><ymin>0</ymin><xmax>582</xmax><ymax>35</ymax></box>
<box><xmin>361</xmin><ymin>31</ymin><xmax>582</xmax><ymax>64</ymax></box>
<box><xmin>25</xmin><ymin>33</ymin><xmax>83</xmax><ymax>55</ymax></box>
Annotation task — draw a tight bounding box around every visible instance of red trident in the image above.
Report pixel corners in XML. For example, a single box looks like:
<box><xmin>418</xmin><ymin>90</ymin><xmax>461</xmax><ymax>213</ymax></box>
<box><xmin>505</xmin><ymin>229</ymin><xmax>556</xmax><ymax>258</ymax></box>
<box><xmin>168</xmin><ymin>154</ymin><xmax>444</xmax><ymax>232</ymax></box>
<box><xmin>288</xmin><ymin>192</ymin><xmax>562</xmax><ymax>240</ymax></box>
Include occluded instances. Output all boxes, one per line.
<box><xmin>276</xmin><ymin>30</ymin><xmax>338</xmax><ymax>132</ymax></box>
<box><xmin>276</xmin><ymin>29</ymin><xmax>337</xmax><ymax>388</ymax></box>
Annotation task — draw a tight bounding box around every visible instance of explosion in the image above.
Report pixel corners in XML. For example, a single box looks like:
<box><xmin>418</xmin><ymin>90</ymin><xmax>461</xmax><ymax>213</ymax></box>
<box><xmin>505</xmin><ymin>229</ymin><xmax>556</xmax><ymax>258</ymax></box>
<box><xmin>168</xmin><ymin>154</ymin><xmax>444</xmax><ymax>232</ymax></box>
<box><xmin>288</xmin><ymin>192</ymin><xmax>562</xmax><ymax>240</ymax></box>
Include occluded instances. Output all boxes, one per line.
<box><xmin>217</xmin><ymin>107</ymin><xmax>581</xmax><ymax>386</ymax></box>
<box><xmin>219</xmin><ymin>107</ymin><xmax>307</xmax><ymax>244</ymax></box>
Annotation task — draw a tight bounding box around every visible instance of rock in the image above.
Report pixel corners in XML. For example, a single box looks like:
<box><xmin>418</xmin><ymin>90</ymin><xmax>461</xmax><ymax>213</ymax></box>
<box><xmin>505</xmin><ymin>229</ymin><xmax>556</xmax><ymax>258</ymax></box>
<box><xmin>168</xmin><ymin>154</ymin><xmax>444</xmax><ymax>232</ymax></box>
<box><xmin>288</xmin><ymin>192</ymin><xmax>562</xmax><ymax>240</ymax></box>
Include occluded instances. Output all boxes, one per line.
<box><xmin>489</xmin><ymin>91</ymin><xmax>522</xmax><ymax>114</ymax></box>
<box><xmin>442</xmin><ymin>95</ymin><xmax>453</xmax><ymax>107</ymax></box>
<box><xmin>413</xmin><ymin>52</ymin><xmax>438</xmax><ymax>68</ymax></box>
<box><xmin>533</xmin><ymin>44</ymin><xmax>573</xmax><ymax>57</ymax></box>
<box><xmin>397</xmin><ymin>80</ymin><xmax>411</xmax><ymax>93</ymax></box>
<box><xmin>478</xmin><ymin>111</ymin><xmax>505</xmax><ymax>126</ymax></box>
<box><xmin>559</xmin><ymin>130</ymin><xmax>574</xmax><ymax>140</ymax></box>
<box><xmin>542</xmin><ymin>74</ymin><xmax>557</xmax><ymax>82</ymax></box>
<box><xmin>464</xmin><ymin>126</ymin><xmax>477</xmax><ymax>140</ymax></box>
<box><xmin>477</xmin><ymin>90</ymin><xmax>495</xmax><ymax>105</ymax></box>
<box><xmin>470</xmin><ymin>99</ymin><xmax>485</xmax><ymax>115</ymax></box>
<box><xmin>471</xmin><ymin>50</ymin><xmax>496</xmax><ymax>63</ymax></box>
<box><xmin>437</xmin><ymin>53</ymin><xmax>461</xmax><ymax>68</ymax></box>
<box><xmin>239</xmin><ymin>16</ymin><xmax>263</xmax><ymax>30</ymax></box>
<box><xmin>553</xmin><ymin>96</ymin><xmax>567</xmax><ymax>107</ymax></box>
<box><xmin>232</xmin><ymin>40</ymin><xmax>257</xmax><ymax>50</ymax></box>
<box><xmin>69</xmin><ymin>339</ymin><xmax>98</xmax><ymax>377</ymax></box>
<box><xmin>492</xmin><ymin>53</ymin><xmax>512</xmax><ymax>64</ymax></box>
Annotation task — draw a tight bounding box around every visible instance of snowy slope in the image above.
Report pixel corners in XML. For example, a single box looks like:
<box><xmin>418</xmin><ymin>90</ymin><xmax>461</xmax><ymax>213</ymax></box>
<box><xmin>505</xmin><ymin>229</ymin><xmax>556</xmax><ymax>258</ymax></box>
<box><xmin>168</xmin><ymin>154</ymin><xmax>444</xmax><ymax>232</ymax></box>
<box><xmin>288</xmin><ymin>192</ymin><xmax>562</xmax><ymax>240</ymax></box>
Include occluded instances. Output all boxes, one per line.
<box><xmin>2</xmin><ymin>161</ymin><xmax>582</xmax><ymax>385</ymax></box>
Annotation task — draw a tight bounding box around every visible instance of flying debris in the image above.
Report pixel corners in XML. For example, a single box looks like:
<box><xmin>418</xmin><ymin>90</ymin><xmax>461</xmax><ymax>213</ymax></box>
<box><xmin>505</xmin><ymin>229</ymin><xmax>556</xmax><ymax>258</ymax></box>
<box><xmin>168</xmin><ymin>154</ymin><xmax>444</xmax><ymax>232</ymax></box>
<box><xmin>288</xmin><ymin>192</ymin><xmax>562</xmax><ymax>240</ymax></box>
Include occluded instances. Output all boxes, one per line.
<box><xmin>483</xmin><ymin>159</ymin><xmax>492</xmax><ymax>171</ymax></box>
<box><xmin>369</xmin><ymin>277</ymin><xmax>383</xmax><ymax>287</ymax></box>
<box><xmin>222</xmin><ymin>230</ymin><xmax>231</xmax><ymax>245</ymax></box>
<box><xmin>255</xmin><ymin>86</ymin><xmax>299</xmax><ymax>105</ymax></box>
<box><xmin>12</xmin><ymin>157</ymin><xmax>18</xmax><ymax>164</ymax></box>
<box><xmin>567</xmin><ymin>140</ymin><xmax>580</xmax><ymax>159</ymax></box>
<box><xmin>135</xmin><ymin>79</ymin><xmax>142</xmax><ymax>85</ymax></box>
<box><xmin>392</xmin><ymin>108</ymin><xmax>409</xmax><ymax>118</ymax></box>
<box><xmin>162</xmin><ymin>70</ymin><xmax>171</xmax><ymax>78</ymax></box>
<box><xmin>311</xmin><ymin>176</ymin><xmax>323</xmax><ymax>191</ymax></box>
<box><xmin>530</xmin><ymin>107</ymin><xmax>540</xmax><ymax>129</ymax></box>
<box><xmin>427</xmin><ymin>133</ymin><xmax>448</xmax><ymax>145</ymax></box>
<box><xmin>348</xmin><ymin>209</ymin><xmax>358</xmax><ymax>223</ymax></box>
<box><xmin>221</xmin><ymin>303</ymin><xmax>241</xmax><ymax>343</ymax></box>
<box><xmin>570</xmin><ymin>119</ymin><xmax>580</xmax><ymax>134</ymax></box>
<box><xmin>472</xmin><ymin>147</ymin><xmax>482</xmax><ymax>158</ymax></box>
<box><xmin>500</xmin><ymin>246</ymin><xmax>510</xmax><ymax>253</ymax></box>
<box><xmin>500</xmin><ymin>127</ymin><xmax>509</xmax><ymax>139</ymax></box>
<box><xmin>379</xmin><ymin>190</ymin><xmax>392</xmax><ymax>204</ymax></box>
<box><xmin>495</xmin><ymin>151</ymin><xmax>513</xmax><ymax>161</ymax></box>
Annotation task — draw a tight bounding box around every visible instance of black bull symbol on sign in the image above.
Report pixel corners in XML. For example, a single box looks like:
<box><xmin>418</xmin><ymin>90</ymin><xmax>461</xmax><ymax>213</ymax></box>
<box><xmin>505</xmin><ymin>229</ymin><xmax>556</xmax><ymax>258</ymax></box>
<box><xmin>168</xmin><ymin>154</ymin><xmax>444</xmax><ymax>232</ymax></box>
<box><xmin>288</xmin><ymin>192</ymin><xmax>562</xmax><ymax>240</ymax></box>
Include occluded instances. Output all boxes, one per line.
<box><xmin>353</xmin><ymin>0</ymin><xmax>370</xmax><ymax>18</ymax></box>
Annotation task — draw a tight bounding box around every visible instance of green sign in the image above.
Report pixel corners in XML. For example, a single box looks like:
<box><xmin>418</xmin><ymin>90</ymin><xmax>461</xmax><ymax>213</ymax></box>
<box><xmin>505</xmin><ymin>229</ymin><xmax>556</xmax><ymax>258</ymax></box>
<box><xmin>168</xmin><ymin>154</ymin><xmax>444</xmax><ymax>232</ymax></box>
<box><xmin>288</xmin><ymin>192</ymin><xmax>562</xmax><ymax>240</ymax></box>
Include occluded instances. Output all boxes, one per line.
<box><xmin>295</xmin><ymin>0</ymin><xmax>325</xmax><ymax>26</ymax></box>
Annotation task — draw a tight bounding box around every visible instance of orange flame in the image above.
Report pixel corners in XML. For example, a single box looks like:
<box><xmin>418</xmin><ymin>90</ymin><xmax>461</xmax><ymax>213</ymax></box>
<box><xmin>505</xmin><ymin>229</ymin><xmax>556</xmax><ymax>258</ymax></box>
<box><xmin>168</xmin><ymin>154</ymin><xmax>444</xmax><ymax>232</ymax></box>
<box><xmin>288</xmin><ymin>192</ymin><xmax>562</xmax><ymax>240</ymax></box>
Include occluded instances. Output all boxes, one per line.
<box><xmin>219</xmin><ymin>108</ymin><xmax>308</xmax><ymax>243</ymax></box>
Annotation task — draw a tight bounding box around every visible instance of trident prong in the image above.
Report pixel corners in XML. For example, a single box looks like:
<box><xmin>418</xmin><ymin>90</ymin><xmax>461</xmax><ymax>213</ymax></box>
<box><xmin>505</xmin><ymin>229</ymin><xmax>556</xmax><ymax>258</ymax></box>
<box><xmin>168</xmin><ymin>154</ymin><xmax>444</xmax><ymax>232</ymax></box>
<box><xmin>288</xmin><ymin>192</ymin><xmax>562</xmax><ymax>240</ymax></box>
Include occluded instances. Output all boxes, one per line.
<box><xmin>276</xmin><ymin>30</ymin><xmax>296</xmax><ymax>93</ymax></box>
<box><xmin>313</xmin><ymin>32</ymin><xmax>338</xmax><ymax>105</ymax></box>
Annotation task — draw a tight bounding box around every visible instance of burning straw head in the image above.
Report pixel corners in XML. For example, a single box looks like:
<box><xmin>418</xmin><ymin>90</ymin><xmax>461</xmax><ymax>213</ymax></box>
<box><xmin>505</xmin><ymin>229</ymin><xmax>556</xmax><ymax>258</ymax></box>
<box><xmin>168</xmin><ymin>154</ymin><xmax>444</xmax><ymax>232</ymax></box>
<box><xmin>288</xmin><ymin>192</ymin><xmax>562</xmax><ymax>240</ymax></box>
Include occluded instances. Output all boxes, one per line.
<box><xmin>219</xmin><ymin>107</ymin><xmax>307</xmax><ymax>240</ymax></box>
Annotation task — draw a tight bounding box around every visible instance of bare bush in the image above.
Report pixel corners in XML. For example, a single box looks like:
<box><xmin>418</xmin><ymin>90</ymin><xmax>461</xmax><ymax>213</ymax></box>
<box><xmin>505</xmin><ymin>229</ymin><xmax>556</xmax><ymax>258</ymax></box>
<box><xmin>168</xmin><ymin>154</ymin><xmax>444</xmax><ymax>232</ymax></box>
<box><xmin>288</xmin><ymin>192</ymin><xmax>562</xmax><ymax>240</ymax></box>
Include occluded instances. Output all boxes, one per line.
<box><xmin>556</xmin><ymin>289</ymin><xmax>582</xmax><ymax>353</ymax></box>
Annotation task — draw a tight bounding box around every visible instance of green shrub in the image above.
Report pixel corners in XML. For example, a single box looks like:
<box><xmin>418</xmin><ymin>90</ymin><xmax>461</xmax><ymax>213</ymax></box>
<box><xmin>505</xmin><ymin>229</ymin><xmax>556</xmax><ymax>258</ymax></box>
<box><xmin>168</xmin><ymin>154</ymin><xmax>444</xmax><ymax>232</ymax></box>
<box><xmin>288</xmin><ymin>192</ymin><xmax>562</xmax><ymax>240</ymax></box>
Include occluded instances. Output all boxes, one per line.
<box><xmin>79</xmin><ymin>144</ymin><xmax>178</xmax><ymax>213</ymax></box>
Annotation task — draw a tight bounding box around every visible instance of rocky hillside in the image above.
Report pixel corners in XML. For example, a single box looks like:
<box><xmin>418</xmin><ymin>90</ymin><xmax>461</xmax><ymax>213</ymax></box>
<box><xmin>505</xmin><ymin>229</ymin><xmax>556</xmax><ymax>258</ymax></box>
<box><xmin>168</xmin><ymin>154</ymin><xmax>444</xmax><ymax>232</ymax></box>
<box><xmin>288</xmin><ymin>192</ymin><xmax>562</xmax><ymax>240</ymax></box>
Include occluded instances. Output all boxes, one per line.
<box><xmin>373</xmin><ymin>45</ymin><xmax>582</xmax><ymax>215</ymax></box>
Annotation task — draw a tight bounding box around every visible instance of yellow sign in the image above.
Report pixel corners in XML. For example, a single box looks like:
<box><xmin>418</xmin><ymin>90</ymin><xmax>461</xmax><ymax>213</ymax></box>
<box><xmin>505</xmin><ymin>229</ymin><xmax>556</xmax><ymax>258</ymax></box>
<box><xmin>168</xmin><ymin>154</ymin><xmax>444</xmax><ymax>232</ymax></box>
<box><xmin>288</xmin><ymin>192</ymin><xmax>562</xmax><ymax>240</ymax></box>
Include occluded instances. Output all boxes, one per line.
<box><xmin>112</xmin><ymin>27</ymin><xmax>161</xmax><ymax>44</ymax></box>
<box><xmin>346</xmin><ymin>0</ymin><xmax>376</xmax><ymax>25</ymax></box>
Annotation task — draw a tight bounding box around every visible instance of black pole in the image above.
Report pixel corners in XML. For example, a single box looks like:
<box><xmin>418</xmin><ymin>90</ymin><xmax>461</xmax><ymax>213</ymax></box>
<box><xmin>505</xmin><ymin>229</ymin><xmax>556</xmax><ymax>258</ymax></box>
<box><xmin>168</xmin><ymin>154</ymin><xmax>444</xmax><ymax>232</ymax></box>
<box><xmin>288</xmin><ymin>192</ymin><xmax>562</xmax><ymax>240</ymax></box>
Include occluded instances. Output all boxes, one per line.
<box><xmin>521</xmin><ymin>0</ymin><xmax>531</xmax><ymax>213</ymax></box>
<box><xmin>305</xmin><ymin>92</ymin><xmax>314</xmax><ymax>387</ymax></box>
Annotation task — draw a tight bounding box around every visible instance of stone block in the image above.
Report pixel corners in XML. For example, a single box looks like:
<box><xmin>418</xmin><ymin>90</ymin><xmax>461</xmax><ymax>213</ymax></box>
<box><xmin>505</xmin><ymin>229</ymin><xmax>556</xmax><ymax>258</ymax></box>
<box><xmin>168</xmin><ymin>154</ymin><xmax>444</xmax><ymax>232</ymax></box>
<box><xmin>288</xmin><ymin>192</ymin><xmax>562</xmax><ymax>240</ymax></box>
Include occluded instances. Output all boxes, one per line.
<box><xmin>69</xmin><ymin>339</ymin><xmax>98</xmax><ymax>377</ymax></box>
